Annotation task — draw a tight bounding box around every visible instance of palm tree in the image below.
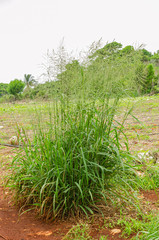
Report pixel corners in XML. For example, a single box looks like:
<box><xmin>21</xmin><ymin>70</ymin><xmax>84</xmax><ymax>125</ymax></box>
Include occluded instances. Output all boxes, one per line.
<box><xmin>24</xmin><ymin>74</ymin><xmax>37</xmax><ymax>89</ymax></box>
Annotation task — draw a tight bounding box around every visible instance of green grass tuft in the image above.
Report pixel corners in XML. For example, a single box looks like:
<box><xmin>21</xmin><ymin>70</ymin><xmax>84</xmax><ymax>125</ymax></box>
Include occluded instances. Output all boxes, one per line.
<box><xmin>8</xmin><ymin>97</ymin><xmax>137</xmax><ymax>219</ymax></box>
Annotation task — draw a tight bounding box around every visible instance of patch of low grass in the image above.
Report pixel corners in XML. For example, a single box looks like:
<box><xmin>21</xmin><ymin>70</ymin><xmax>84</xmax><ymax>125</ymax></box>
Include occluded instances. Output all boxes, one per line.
<box><xmin>63</xmin><ymin>222</ymin><xmax>92</xmax><ymax>240</ymax></box>
<box><xmin>126</xmin><ymin>132</ymin><xmax>138</xmax><ymax>140</ymax></box>
<box><xmin>62</xmin><ymin>221</ymin><xmax>109</xmax><ymax>240</ymax></box>
<box><xmin>127</xmin><ymin>124</ymin><xmax>146</xmax><ymax>131</ymax></box>
<box><xmin>135</xmin><ymin>215</ymin><xmax>159</xmax><ymax>240</ymax></box>
<box><xmin>139</xmin><ymin>135</ymin><xmax>150</xmax><ymax>140</ymax></box>
<box><xmin>105</xmin><ymin>209</ymin><xmax>159</xmax><ymax>239</ymax></box>
<box><xmin>117</xmin><ymin>216</ymin><xmax>144</xmax><ymax>237</ymax></box>
<box><xmin>129</xmin><ymin>213</ymin><xmax>159</xmax><ymax>240</ymax></box>
<box><xmin>99</xmin><ymin>236</ymin><xmax>108</xmax><ymax>240</ymax></box>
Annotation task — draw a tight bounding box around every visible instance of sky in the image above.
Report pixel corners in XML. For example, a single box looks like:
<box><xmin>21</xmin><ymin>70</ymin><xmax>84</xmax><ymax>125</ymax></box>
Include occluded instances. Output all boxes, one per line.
<box><xmin>0</xmin><ymin>0</ymin><xmax>159</xmax><ymax>83</ymax></box>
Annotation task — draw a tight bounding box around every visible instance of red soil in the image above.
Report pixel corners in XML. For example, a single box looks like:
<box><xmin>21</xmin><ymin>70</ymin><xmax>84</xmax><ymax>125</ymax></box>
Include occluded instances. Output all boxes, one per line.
<box><xmin>0</xmin><ymin>185</ymin><xmax>127</xmax><ymax>240</ymax></box>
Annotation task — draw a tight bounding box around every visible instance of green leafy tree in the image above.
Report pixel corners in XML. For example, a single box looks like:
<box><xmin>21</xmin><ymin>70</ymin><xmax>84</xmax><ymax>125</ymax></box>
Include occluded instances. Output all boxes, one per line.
<box><xmin>0</xmin><ymin>83</ymin><xmax>8</xmax><ymax>97</ymax></box>
<box><xmin>134</xmin><ymin>63</ymin><xmax>159</xmax><ymax>94</ymax></box>
<box><xmin>144</xmin><ymin>64</ymin><xmax>155</xmax><ymax>93</ymax></box>
<box><xmin>144</xmin><ymin>63</ymin><xmax>159</xmax><ymax>94</ymax></box>
<box><xmin>151</xmin><ymin>51</ymin><xmax>159</xmax><ymax>65</ymax></box>
<box><xmin>86</xmin><ymin>41</ymin><xmax>144</xmax><ymax>97</ymax></box>
<box><xmin>134</xmin><ymin>64</ymin><xmax>146</xmax><ymax>94</ymax></box>
<box><xmin>121</xmin><ymin>45</ymin><xmax>134</xmax><ymax>55</ymax></box>
<box><xmin>8</xmin><ymin>79</ymin><xmax>25</xmax><ymax>98</ymax></box>
<box><xmin>141</xmin><ymin>48</ymin><xmax>152</xmax><ymax>62</ymax></box>
<box><xmin>89</xmin><ymin>41</ymin><xmax>122</xmax><ymax>61</ymax></box>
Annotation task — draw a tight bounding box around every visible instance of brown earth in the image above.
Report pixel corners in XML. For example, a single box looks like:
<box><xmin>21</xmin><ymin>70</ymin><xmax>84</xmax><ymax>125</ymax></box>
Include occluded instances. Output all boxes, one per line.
<box><xmin>0</xmin><ymin>186</ymin><xmax>72</xmax><ymax>240</ymax></box>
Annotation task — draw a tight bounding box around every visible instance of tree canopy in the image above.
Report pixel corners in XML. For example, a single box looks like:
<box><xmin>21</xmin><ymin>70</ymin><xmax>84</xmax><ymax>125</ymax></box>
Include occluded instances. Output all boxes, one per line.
<box><xmin>8</xmin><ymin>79</ymin><xmax>25</xmax><ymax>97</ymax></box>
<box><xmin>0</xmin><ymin>83</ymin><xmax>8</xmax><ymax>97</ymax></box>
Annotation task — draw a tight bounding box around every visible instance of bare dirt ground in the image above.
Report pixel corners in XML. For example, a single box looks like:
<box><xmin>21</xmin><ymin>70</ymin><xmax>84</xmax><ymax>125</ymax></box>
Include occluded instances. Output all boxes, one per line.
<box><xmin>0</xmin><ymin>98</ymin><xmax>159</xmax><ymax>239</ymax></box>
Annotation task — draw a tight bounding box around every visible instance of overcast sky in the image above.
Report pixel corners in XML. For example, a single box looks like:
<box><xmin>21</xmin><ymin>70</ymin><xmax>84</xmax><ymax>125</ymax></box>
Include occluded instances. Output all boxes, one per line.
<box><xmin>0</xmin><ymin>0</ymin><xmax>159</xmax><ymax>83</ymax></box>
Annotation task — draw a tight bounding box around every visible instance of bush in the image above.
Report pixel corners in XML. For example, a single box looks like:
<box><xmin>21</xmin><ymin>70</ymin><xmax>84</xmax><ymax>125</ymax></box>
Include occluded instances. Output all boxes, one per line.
<box><xmin>0</xmin><ymin>94</ymin><xmax>16</xmax><ymax>103</ymax></box>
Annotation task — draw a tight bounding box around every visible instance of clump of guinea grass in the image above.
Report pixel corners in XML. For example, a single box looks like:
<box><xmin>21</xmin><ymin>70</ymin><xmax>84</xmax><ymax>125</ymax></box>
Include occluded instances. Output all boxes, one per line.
<box><xmin>8</xmin><ymin>95</ymin><xmax>137</xmax><ymax>220</ymax></box>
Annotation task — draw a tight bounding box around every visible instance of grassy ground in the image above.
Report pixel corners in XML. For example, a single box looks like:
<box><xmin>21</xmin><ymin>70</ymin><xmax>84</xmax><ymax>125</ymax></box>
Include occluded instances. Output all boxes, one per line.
<box><xmin>0</xmin><ymin>95</ymin><xmax>159</xmax><ymax>239</ymax></box>
<box><xmin>1</xmin><ymin>96</ymin><xmax>159</xmax><ymax>151</ymax></box>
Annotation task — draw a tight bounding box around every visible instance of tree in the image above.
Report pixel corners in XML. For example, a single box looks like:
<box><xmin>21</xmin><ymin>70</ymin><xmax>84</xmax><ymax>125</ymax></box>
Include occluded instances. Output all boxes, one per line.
<box><xmin>121</xmin><ymin>45</ymin><xmax>134</xmax><ymax>55</ymax></box>
<box><xmin>0</xmin><ymin>83</ymin><xmax>8</xmax><ymax>97</ymax></box>
<box><xmin>89</xmin><ymin>41</ymin><xmax>123</xmax><ymax>61</ymax></box>
<box><xmin>151</xmin><ymin>52</ymin><xmax>159</xmax><ymax>65</ymax></box>
<box><xmin>141</xmin><ymin>48</ymin><xmax>152</xmax><ymax>62</ymax></box>
<box><xmin>144</xmin><ymin>64</ymin><xmax>155</xmax><ymax>93</ymax></box>
<box><xmin>8</xmin><ymin>79</ymin><xmax>25</xmax><ymax>98</ymax></box>
<box><xmin>24</xmin><ymin>74</ymin><xmax>37</xmax><ymax>88</ymax></box>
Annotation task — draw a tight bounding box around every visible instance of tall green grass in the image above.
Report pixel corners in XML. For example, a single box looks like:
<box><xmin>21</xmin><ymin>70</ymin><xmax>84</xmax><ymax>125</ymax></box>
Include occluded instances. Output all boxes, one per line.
<box><xmin>8</xmin><ymin>94</ymin><xmax>136</xmax><ymax>220</ymax></box>
<box><xmin>7</xmin><ymin>45</ymin><xmax>141</xmax><ymax>220</ymax></box>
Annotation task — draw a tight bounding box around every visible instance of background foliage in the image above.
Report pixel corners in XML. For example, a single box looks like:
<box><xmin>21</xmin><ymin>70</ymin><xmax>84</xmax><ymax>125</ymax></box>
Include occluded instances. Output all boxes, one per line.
<box><xmin>1</xmin><ymin>41</ymin><xmax>159</xmax><ymax>102</ymax></box>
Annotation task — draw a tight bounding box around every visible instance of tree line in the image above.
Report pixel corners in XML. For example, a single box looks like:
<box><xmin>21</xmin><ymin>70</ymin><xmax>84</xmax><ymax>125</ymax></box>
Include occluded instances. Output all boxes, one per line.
<box><xmin>1</xmin><ymin>41</ymin><xmax>159</xmax><ymax>101</ymax></box>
